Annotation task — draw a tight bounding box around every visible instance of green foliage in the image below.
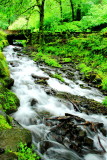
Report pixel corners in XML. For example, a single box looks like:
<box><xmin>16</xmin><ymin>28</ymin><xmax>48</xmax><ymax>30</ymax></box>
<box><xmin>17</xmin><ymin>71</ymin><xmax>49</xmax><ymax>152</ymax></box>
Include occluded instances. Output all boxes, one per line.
<box><xmin>80</xmin><ymin>4</ymin><xmax>107</xmax><ymax>31</ymax></box>
<box><xmin>0</xmin><ymin>30</ymin><xmax>8</xmax><ymax>50</ymax></box>
<box><xmin>52</xmin><ymin>73</ymin><xmax>65</xmax><ymax>82</ymax></box>
<box><xmin>102</xmin><ymin>96</ymin><xmax>107</xmax><ymax>106</ymax></box>
<box><xmin>79</xmin><ymin>63</ymin><xmax>92</xmax><ymax>76</ymax></box>
<box><xmin>51</xmin><ymin>22</ymin><xmax>82</xmax><ymax>32</ymax></box>
<box><xmin>0</xmin><ymin>85</ymin><xmax>19</xmax><ymax>114</ymax></box>
<box><xmin>16</xmin><ymin>142</ymin><xmax>40</xmax><ymax>160</ymax></box>
<box><xmin>101</xmin><ymin>77</ymin><xmax>107</xmax><ymax>90</ymax></box>
<box><xmin>33</xmin><ymin>52</ymin><xmax>62</xmax><ymax>68</ymax></box>
<box><xmin>62</xmin><ymin>58</ymin><xmax>71</xmax><ymax>63</ymax></box>
<box><xmin>0</xmin><ymin>57</ymin><xmax>10</xmax><ymax>77</ymax></box>
<box><xmin>0</xmin><ymin>115</ymin><xmax>12</xmax><ymax>130</ymax></box>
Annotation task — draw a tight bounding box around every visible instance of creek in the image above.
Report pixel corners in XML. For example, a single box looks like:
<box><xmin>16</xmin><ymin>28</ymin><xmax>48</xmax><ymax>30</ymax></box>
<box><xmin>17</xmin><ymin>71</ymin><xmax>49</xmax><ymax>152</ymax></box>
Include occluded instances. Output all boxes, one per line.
<box><xmin>3</xmin><ymin>45</ymin><xmax>107</xmax><ymax>160</ymax></box>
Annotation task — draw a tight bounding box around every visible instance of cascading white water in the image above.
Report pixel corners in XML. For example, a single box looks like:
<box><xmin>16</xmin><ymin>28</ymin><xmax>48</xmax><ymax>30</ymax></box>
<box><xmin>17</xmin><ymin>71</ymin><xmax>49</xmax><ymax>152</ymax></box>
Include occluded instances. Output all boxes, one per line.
<box><xmin>3</xmin><ymin>45</ymin><xmax>107</xmax><ymax>160</ymax></box>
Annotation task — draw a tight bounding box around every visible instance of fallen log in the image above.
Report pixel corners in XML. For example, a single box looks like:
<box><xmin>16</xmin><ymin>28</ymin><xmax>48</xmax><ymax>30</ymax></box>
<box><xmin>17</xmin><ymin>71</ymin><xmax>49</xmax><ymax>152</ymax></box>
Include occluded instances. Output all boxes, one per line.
<box><xmin>31</xmin><ymin>74</ymin><xmax>49</xmax><ymax>80</ymax></box>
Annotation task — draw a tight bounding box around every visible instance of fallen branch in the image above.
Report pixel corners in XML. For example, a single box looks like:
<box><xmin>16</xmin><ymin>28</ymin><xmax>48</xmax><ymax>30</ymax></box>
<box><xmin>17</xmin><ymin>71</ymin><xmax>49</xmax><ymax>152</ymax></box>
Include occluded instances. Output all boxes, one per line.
<box><xmin>66</xmin><ymin>95</ymin><xmax>81</xmax><ymax>112</ymax></box>
<box><xmin>98</xmin><ymin>135</ymin><xmax>106</xmax><ymax>153</ymax></box>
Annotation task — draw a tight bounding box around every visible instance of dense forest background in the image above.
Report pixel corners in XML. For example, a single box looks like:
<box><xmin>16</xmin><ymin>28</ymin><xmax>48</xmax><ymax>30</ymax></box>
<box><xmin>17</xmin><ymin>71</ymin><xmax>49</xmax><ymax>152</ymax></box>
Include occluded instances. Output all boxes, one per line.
<box><xmin>0</xmin><ymin>0</ymin><xmax>107</xmax><ymax>32</ymax></box>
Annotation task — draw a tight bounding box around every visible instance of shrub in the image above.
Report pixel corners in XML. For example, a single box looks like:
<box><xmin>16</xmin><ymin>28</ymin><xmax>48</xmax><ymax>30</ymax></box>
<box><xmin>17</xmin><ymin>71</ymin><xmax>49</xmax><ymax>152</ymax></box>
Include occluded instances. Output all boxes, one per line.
<box><xmin>16</xmin><ymin>142</ymin><xmax>40</xmax><ymax>160</ymax></box>
<box><xmin>102</xmin><ymin>96</ymin><xmax>107</xmax><ymax>106</ymax></box>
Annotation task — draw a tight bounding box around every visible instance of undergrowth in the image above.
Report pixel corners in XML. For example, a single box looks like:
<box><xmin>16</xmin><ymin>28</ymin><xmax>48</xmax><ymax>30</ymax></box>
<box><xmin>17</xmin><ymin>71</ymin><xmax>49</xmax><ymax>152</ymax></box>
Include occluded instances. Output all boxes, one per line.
<box><xmin>41</xmin><ymin>33</ymin><xmax>107</xmax><ymax>90</ymax></box>
<box><xmin>8</xmin><ymin>142</ymin><xmax>40</xmax><ymax>160</ymax></box>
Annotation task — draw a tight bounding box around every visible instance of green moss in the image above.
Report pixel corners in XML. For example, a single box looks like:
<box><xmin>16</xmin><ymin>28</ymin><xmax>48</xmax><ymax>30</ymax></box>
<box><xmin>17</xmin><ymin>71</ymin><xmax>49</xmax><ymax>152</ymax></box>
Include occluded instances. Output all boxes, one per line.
<box><xmin>52</xmin><ymin>73</ymin><xmax>65</xmax><ymax>82</ymax></box>
<box><xmin>0</xmin><ymin>30</ymin><xmax>8</xmax><ymax>50</ymax></box>
<box><xmin>0</xmin><ymin>115</ymin><xmax>12</xmax><ymax>130</ymax></box>
<box><xmin>0</xmin><ymin>85</ymin><xmax>19</xmax><ymax>114</ymax></box>
<box><xmin>33</xmin><ymin>52</ymin><xmax>62</xmax><ymax>68</ymax></box>
<box><xmin>0</xmin><ymin>52</ymin><xmax>10</xmax><ymax>77</ymax></box>
<box><xmin>62</xmin><ymin>58</ymin><xmax>71</xmax><ymax>63</ymax></box>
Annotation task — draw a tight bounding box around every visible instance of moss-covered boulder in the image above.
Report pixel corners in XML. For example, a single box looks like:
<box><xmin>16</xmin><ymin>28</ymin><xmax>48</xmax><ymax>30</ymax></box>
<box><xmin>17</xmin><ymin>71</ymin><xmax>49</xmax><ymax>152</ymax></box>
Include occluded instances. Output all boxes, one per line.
<box><xmin>0</xmin><ymin>114</ymin><xmax>31</xmax><ymax>160</ymax></box>
<box><xmin>0</xmin><ymin>85</ymin><xmax>20</xmax><ymax>114</ymax></box>
<box><xmin>0</xmin><ymin>127</ymin><xmax>31</xmax><ymax>152</ymax></box>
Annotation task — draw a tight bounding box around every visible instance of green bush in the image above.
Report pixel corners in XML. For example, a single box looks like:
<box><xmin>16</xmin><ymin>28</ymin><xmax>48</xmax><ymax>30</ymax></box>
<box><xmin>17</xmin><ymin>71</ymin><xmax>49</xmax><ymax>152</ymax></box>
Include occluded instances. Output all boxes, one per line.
<box><xmin>16</xmin><ymin>142</ymin><xmax>40</xmax><ymax>160</ymax></box>
<box><xmin>102</xmin><ymin>96</ymin><xmax>107</xmax><ymax>106</ymax></box>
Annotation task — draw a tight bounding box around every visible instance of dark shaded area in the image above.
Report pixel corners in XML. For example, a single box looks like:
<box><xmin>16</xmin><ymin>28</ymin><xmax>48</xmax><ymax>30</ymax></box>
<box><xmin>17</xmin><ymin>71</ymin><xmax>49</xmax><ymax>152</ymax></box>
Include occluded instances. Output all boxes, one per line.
<box><xmin>91</xmin><ymin>23</ymin><xmax>107</xmax><ymax>31</ymax></box>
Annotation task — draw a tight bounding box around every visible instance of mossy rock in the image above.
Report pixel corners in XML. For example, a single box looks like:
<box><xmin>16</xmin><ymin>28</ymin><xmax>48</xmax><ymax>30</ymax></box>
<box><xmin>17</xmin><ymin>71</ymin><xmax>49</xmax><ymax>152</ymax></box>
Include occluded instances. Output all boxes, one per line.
<box><xmin>0</xmin><ymin>52</ymin><xmax>10</xmax><ymax>77</ymax></box>
<box><xmin>0</xmin><ymin>115</ymin><xmax>12</xmax><ymax>130</ymax></box>
<box><xmin>0</xmin><ymin>152</ymin><xmax>17</xmax><ymax>160</ymax></box>
<box><xmin>56</xmin><ymin>92</ymin><xmax>107</xmax><ymax>115</ymax></box>
<box><xmin>0</xmin><ymin>85</ymin><xmax>20</xmax><ymax>114</ymax></box>
<box><xmin>0</xmin><ymin>128</ymin><xmax>31</xmax><ymax>152</ymax></box>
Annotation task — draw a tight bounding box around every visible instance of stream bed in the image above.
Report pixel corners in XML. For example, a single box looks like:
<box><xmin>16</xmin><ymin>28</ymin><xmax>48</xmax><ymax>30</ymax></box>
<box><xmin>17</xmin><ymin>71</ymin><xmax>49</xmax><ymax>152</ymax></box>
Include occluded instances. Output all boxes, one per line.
<box><xmin>3</xmin><ymin>45</ymin><xmax>107</xmax><ymax>160</ymax></box>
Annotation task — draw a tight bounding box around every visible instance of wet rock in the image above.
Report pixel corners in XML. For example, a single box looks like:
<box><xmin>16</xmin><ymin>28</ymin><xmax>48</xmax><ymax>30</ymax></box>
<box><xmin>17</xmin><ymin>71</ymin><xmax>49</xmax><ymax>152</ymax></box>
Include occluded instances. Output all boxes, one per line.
<box><xmin>30</xmin><ymin>98</ymin><xmax>38</xmax><ymax>106</ymax></box>
<box><xmin>44</xmin><ymin>87</ymin><xmax>56</xmax><ymax>95</ymax></box>
<box><xmin>0</xmin><ymin>127</ymin><xmax>31</xmax><ymax>152</ymax></box>
<box><xmin>78</xmin><ymin>130</ymin><xmax>86</xmax><ymax>140</ymax></box>
<box><xmin>84</xmin><ymin>137</ymin><xmax>93</xmax><ymax>148</ymax></box>
<box><xmin>0</xmin><ymin>152</ymin><xmax>17</xmax><ymax>160</ymax></box>
<box><xmin>100</xmin><ymin>128</ymin><xmax>107</xmax><ymax>136</ymax></box>
<box><xmin>0</xmin><ymin>148</ymin><xmax>5</xmax><ymax>154</ymax></box>
<box><xmin>92</xmin><ymin>78</ymin><xmax>102</xmax><ymax>85</ymax></box>
<box><xmin>13</xmin><ymin>47</ymin><xmax>21</xmax><ymax>52</ymax></box>
<box><xmin>35</xmin><ymin>79</ymin><xmax>48</xmax><ymax>85</ymax></box>
<box><xmin>79</xmin><ymin>84</ymin><xmax>91</xmax><ymax>90</ymax></box>
<box><xmin>39</xmin><ymin>140</ymin><xmax>66</xmax><ymax>154</ymax></box>
<box><xmin>44</xmin><ymin>147</ymin><xmax>82</xmax><ymax>160</ymax></box>
<box><xmin>4</xmin><ymin>77</ymin><xmax>14</xmax><ymax>89</ymax></box>
<box><xmin>70</xmin><ymin>142</ymin><xmax>81</xmax><ymax>153</ymax></box>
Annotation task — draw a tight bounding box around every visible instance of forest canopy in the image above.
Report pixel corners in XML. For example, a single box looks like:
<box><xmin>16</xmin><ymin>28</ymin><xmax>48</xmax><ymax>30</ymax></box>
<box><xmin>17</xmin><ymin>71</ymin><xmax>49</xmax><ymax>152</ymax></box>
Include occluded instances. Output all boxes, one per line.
<box><xmin>0</xmin><ymin>0</ymin><xmax>107</xmax><ymax>32</ymax></box>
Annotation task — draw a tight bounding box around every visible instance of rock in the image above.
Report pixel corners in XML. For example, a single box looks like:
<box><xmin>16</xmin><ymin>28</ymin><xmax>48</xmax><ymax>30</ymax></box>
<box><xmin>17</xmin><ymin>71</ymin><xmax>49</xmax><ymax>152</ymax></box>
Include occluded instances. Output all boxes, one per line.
<box><xmin>84</xmin><ymin>137</ymin><xmax>93</xmax><ymax>148</ymax></box>
<box><xmin>0</xmin><ymin>152</ymin><xmax>17</xmax><ymax>160</ymax></box>
<box><xmin>4</xmin><ymin>77</ymin><xmax>14</xmax><ymax>89</ymax></box>
<box><xmin>92</xmin><ymin>78</ymin><xmax>102</xmax><ymax>85</ymax></box>
<box><xmin>100</xmin><ymin>128</ymin><xmax>107</xmax><ymax>136</ymax></box>
<box><xmin>0</xmin><ymin>148</ymin><xmax>5</xmax><ymax>154</ymax></box>
<box><xmin>30</xmin><ymin>98</ymin><xmax>38</xmax><ymax>106</ymax></box>
<box><xmin>39</xmin><ymin>140</ymin><xmax>66</xmax><ymax>154</ymax></box>
<box><xmin>0</xmin><ymin>127</ymin><xmax>31</xmax><ymax>152</ymax></box>
<box><xmin>35</xmin><ymin>79</ymin><xmax>48</xmax><ymax>85</ymax></box>
<box><xmin>45</xmin><ymin>87</ymin><xmax>56</xmax><ymax>95</ymax></box>
<box><xmin>78</xmin><ymin>130</ymin><xmax>86</xmax><ymax>140</ymax></box>
<box><xmin>13</xmin><ymin>47</ymin><xmax>22</xmax><ymax>52</ymax></box>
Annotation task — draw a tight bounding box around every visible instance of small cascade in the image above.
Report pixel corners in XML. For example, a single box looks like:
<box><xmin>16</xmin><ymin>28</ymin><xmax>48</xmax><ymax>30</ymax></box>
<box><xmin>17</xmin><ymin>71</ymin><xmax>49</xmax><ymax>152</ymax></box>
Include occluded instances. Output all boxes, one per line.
<box><xmin>3</xmin><ymin>45</ymin><xmax>107</xmax><ymax>160</ymax></box>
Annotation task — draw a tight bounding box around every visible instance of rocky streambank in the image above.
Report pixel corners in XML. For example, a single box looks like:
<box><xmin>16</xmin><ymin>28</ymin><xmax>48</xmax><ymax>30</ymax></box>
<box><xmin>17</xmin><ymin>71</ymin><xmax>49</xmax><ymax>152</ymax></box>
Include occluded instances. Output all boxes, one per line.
<box><xmin>0</xmin><ymin>51</ymin><xmax>32</xmax><ymax>160</ymax></box>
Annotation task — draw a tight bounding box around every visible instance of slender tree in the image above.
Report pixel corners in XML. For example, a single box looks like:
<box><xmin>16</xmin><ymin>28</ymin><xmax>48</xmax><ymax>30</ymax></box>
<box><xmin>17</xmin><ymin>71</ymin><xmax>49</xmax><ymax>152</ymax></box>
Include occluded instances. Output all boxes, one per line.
<box><xmin>69</xmin><ymin>0</ymin><xmax>75</xmax><ymax>21</ymax></box>
<box><xmin>36</xmin><ymin>0</ymin><xmax>45</xmax><ymax>46</ymax></box>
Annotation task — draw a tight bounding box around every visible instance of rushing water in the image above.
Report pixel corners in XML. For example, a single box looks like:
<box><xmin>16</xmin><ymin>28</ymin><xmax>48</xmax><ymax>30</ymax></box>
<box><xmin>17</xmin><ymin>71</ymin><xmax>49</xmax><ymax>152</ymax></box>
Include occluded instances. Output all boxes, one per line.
<box><xmin>3</xmin><ymin>45</ymin><xmax>107</xmax><ymax>160</ymax></box>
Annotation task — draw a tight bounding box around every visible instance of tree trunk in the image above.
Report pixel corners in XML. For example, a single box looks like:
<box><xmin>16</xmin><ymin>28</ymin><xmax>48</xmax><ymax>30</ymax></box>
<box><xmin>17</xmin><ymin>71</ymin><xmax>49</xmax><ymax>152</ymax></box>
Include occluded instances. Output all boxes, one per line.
<box><xmin>38</xmin><ymin>0</ymin><xmax>45</xmax><ymax>49</ymax></box>
<box><xmin>69</xmin><ymin>0</ymin><xmax>75</xmax><ymax>21</ymax></box>
<box><xmin>59</xmin><ymin>0</ymin><xmax>63</xmax><ymax>23</ymax></box>
<box><xmin>75</xmin><ymin>4</ymin><xmax>81</xmax><ymax>21</ymax></box>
